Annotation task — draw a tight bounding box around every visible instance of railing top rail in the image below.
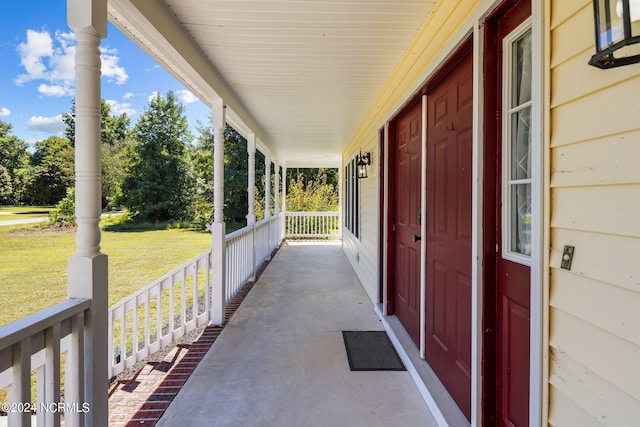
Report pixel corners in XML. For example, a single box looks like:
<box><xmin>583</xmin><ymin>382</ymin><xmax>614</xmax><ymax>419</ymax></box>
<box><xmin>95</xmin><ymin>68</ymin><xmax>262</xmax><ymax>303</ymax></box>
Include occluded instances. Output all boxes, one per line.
<box><xmin>225</xmin><ymin>224</ymin><xmax>253</xmax><ymax>241</ymax></box>
<box><xmin>255</xmin><ymin>218</ymin><xmax>270</xmax><ymax>227</ymax></box>
<box><xmin>0</xmin><ymin>298</ymin><xmax>90</xmax><ymax>350</ymax></box>
<box><xmin>109</xmin><ymin>249</ymin><xmax>212</xmax><ymax>311</ymax></box>
<box><xmin>285</xmin><ymin>211</ymin><xmax>339</xmax><ymax>215</ymax></box>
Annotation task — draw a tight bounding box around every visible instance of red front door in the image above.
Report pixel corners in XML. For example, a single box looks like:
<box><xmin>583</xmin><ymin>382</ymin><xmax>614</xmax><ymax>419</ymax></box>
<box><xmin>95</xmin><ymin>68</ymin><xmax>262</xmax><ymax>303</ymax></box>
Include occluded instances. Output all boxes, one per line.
<box><xmin>485</xmin><ymin>1</ymin><xmax>532</xmax><ymax>425</ymax></box>
<box><xmin>391</xmin><ymin>102</ymin><xmax>422</xmax><ymax>346</ymax></box>
<box><xmin>425</xmin><ymin>52</ymin><xmax>473</xmax><ymax>421</ymax></box>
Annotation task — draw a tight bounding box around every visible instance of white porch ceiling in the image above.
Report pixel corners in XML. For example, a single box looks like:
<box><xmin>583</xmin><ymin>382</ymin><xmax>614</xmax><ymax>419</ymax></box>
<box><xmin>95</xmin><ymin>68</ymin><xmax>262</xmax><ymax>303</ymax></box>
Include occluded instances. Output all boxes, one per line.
<box><xmin>108</xmin><ymin>0</ymin><xmax>436</xmax><ymax>166</ymax></box>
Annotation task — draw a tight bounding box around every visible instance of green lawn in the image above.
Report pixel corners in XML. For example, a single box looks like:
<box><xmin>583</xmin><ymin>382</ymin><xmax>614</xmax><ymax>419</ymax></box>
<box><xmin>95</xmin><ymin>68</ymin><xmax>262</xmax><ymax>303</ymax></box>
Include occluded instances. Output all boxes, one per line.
<box><xmin>0</xmin><ymin>205</ymin><xmax>53</xmax><ymax>220</ymax></box>
<box><xmin>0</xmin><ymin>224</ymin><xmax>212</xmax><ymax>327</ymax></box>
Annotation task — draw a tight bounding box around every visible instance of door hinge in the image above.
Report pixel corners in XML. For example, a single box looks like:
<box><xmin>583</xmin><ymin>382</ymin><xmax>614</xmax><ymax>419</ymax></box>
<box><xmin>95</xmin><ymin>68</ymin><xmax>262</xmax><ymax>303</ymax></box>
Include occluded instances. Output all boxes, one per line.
<box><xmin>392</xmin><ymin>224</ymin><xmax>396</xmax><ymax>231</ymax></box>
<box><xmin>496</xmin><ymin>244</ymin><xmax>499</xmax><ymax>253</ymax></box>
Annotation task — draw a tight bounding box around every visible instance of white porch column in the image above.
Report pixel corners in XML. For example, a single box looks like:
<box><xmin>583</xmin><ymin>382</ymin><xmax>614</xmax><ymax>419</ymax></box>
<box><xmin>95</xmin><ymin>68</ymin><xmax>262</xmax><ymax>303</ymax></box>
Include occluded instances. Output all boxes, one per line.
<box><xmin>282</xmin><ymin>166</ymin><xmax>287</xmax><ymax>213</ymax></box>
<box><xmin>338</xmin><ymin>165</ymin><xmax>343</xmax><ymax>240</ymax></box>
<box><xmin>273</xmin><ymin>162</ymin><xmax>280</xmax><ymax>247</ymax></box>
<box><xmin>67</xmin><ymin>0</ymin><xmax>108</xmax><ymax>425</ymax></box>
<box><xmin>264</xmin><ymin>152</ymin><xmax>271</xmax><ymax>220</ymax></box>
<box><xmin>247</xmin><ymin>134</ymin><xmax>256</xmax><ymax>280</ymax></box>
<box><xmin>211</xmin><ymin>99</ymin><xmax>226</xmax><ymax>326</ymax></box>
<box><xmin>247</xmin><ymin>134</ymin><xmax>256</xmax><ymax>226</ymax></box>
<box><xmin>281</xmin><ymin>166</ymin><xmax>287</xmax><ymax>241</ymax></box>
<box><xmin>264</xmin><ymin>153</ymin><xmax>272</xmax><ymax>258</ymax></box>
<box><xmin>274</xmin><ymin>162</ymin><xmax>280</xmax><ymax>217</ymax></box>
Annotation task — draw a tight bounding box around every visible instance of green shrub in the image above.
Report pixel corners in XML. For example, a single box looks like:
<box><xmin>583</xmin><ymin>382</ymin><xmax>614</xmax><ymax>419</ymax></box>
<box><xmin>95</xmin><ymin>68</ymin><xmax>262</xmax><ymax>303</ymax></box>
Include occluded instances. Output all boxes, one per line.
<box><xmin>48</xmin><ymin>187</ymin><xmax>76</xmax><ymax>226</ymax></box>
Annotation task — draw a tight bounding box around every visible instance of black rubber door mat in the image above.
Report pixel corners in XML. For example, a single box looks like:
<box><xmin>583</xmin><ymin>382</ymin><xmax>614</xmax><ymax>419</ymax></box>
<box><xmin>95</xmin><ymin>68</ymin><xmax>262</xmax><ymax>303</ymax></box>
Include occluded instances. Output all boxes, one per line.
<box><xmin>342</xmin><ymin>331</ymin><xmax>406</xmax><ymax>371</ymax></box>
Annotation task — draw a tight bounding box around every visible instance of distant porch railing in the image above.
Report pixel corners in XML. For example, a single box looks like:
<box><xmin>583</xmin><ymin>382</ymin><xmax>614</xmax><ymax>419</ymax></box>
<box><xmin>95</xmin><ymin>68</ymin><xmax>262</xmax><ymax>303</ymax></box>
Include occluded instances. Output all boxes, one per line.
<box><xmin>285</xmin><ymin>211</ymin><xmax>340</xmax><ymax>239</ymax></box>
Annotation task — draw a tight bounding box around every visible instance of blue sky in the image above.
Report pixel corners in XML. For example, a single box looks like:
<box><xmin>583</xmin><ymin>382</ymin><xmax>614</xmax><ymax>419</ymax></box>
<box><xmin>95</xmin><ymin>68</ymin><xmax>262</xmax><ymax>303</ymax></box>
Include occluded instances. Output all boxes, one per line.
<box><xmin>0</xmin><ymin>0</ymin><xmax>211</xmax><ymax>147</ymax></box>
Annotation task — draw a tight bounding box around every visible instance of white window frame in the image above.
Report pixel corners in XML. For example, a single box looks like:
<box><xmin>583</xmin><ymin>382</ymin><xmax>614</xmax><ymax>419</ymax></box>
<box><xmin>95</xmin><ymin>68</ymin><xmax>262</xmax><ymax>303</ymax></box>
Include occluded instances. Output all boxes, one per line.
<box><xmin>502</xmin><ymin>18</ymin><xmax>533</xmax><ymax>267</ymax></box>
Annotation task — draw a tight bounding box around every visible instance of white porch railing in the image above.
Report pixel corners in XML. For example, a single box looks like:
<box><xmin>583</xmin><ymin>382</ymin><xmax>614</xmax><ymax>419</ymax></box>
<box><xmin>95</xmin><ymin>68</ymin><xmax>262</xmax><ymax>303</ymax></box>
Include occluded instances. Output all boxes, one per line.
<box><xmin>108</xmin><ymin>213</ymin><xmax>285</xmax><ymax>378</ymax></box>
<box><xmin>108</xmin><ymin>250</ymin><xmax>213</xmax><ymax>377</ymax></box>
<box><xmin>0</xmin><ymin>210</ymin><xmax>341</xmax><ymax>424</ymax></box>
<box><xmin>225</xmin><ymin>225</ymin><xmax>254</xmax><ymax>304</ymax></box>
<box><xmin>285</xmin><ymin>212</ymin><xmax>340</xmax><ymax>239</ymax></box>
<box><xmin>0</xmin><ymin>298</ymin><xmax>91</xmax><ymax>427</ymax></box>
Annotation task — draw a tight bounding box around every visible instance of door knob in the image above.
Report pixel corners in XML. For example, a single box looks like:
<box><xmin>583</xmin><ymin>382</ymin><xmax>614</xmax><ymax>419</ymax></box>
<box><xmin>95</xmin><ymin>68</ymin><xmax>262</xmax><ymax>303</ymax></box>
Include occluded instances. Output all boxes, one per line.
<box><xmin>412</xmin><ymin>234</ymin><xmax>421</xmax><ymax>242</ymax></box>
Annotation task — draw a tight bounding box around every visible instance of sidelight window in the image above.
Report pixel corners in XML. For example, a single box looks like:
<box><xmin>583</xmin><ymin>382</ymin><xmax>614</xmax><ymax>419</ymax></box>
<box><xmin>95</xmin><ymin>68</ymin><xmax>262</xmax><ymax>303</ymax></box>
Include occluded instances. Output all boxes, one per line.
<box><xmin>503</xmin><ymin>23</ymin><xmax>532</xmax><ymax>264</ymax></box>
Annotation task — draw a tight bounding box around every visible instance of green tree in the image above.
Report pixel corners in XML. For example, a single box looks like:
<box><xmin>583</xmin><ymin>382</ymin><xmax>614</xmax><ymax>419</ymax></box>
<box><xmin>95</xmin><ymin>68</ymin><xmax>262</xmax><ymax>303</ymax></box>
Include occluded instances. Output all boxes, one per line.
<box><xmin>102</xmin><ymin>139</ymin><xmax>132</xmax><ymax>210</ymax></box>
<box><xmin>122</xmin><ymin>91</ymin><xmax>193</xmax><ymax>222</ymax></box>
<box><xmin>191</xmin><ymin>123</ymin><xmax>248</xmax><ymax>226</ymax></box>
<box><xmin>0</xmin><ymin>165</ymin><xmax>11</xmax><ymax>203</ymax></box>
<box><xmin>0</xmin><ymin>119</ymin><xmax>29</xmax><ymax>203</ymax></box>
<box><xmin>24</xmin><ymin>136</ymin><xmax>74</xmax><ymax>205</ymax></box>
<box><xmin>63</xmin><ymin>99</ymin><xmax>131</xmax><ymax>208</ymax></box>
<box><xmin>63</xmin><ymin>99</ymin><xmax>130</xmax><ymax>147</ymax></box>
<box><xmin>285</xmin><ymin>169</ymin><xmax>338</xmax><ymax>212</ymax></box>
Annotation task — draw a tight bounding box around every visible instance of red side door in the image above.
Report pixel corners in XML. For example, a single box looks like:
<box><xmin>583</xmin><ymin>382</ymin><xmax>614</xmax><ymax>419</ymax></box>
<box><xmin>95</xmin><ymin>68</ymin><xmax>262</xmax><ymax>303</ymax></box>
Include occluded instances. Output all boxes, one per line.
<box><xmin>485</xmin><ymin>1</ymin><xmax>532</xmax><ymax>425</ymax></box>
<box><xmin>391</xmin><ymin>102</ymin><xmax>422</xmax><ymax>346</ymax></box>
<box><xmin>425</xmin><ymin>52</ymin><xmax>473</xmax><ymax>421</ymax></box>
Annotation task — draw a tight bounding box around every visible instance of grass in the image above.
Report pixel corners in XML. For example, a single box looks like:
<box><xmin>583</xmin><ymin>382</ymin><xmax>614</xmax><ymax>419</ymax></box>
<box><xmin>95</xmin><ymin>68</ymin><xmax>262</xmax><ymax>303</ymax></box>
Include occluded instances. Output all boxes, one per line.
<box><xmin>0</xmin><ymin>215</ymin><xmax>220</xmax><ymax>407</ymax></box>
<box><xmin>0</xmin><ymin>205</ymin><xmax>53</xmax><ymax>220</ymax></box>
<box><xmin>0</xmin><ymin>222</ymin><xmax>212</xmax><ymax>327</ymax></box>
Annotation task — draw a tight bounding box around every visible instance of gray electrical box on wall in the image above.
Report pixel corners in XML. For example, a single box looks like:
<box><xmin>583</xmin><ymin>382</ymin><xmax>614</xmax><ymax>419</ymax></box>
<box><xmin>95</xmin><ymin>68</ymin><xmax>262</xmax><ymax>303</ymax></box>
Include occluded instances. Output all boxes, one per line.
<box><xmin>561</xmin><ymin>245</ymin><xmax>575</xmax><ymax>270</ymax></box>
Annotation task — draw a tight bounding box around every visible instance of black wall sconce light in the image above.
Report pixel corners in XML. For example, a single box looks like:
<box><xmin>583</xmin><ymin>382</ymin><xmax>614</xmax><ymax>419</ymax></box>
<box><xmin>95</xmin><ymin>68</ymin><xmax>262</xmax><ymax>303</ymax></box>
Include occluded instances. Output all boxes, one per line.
<box><xmin>590</xmin><ymin>0</ymin><xmax>640</xmax><ymax>68</ymax></box>
<box><xmin>356</xmin><ymin>151</ymin><xmax>371</xmax><ymax>179</ymax></box>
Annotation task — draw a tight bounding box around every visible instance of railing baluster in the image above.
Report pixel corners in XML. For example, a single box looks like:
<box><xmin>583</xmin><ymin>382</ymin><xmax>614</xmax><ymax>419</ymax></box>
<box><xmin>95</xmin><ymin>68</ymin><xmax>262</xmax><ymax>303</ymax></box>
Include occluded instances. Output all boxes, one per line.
<box><xmin>45</xmin><ymin>323</ymin><xmax>61</xmax><ymax>427</ymax></box>
<box><xmin>9</xmin><ymin>338</ymin><xmax>31</xmax><ymax>427</ymax></box>
<box><xmin>67</xmin><ymin>311</ymin><xmax>85</xmax><ymax>427</ymax></box>
<box><xmin>180</xmin><ymin>269</ymin><xmax>187</xmax><ymax>332</ymax></box>
<box><xmin>168</xmin><ymin>279</ymin><xmax>175</xmax><ymax>339</ymax></box>
<box><xmin>132</xmin><ymin>298</ymin><xmax>139</xmax><ymax>357</ymax></box>
<box><xmin>144</xmin><ymin>290</ymin><xmax>150</xmax><ymax>355</ymax></box>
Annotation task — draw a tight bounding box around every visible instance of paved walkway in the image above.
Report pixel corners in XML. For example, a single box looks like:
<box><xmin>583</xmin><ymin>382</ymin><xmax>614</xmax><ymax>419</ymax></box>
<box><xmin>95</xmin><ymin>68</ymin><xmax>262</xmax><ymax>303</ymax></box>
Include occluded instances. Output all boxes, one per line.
<box><xmin>157</xmin><ymin>242</ymin><xmax>436</xmax><ymax>427</ymax></box>
<box><xmin>0</xmin><ymin>217</ymin><xmax>48</xmax><ymax>226</ymax></box>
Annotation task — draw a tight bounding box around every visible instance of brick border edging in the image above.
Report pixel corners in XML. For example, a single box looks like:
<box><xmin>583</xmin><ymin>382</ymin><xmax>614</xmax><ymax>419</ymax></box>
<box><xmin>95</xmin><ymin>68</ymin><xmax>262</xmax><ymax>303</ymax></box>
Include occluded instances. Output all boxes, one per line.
<box><xmin>108</xmin><ymin>244</ymin><xmax>281</xmax><ymax>426</ymax></box>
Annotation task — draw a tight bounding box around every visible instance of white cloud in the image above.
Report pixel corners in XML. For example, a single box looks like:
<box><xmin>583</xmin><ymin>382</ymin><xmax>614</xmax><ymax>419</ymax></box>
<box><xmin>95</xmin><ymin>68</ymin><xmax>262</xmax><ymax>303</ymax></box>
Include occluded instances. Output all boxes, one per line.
<box><xmin>101</xmin><ymin>46</ymin><xmax>128</xmax><ymax>84</ymax></box>
<box><xmin>176</xmin><ymin>89</ymin><xmax>199</xmax><ymax>104</ymax></box>
<box><xmin>38</xmin><ymin>83</ymin><xmax>72</xmax><ymax>97</ymax></box>
<box><xmin>0</xmin><ymin>108</ymin><xmax>10</xmax><ymax>117</ymax></box>
<box><xmin>105</xmin><ymin>99</ymin><xmax>137</xmax><ymax>116</ymax></box>
<box><xmin>15</xmin><ymin>30</ymin><xmax>128</xmax><ymax>96</ymax></box>
<box><xmin>15</xmin><ymin>30</ymin><xmax>53</xmax><ymax>84</ymax></box>
<box><xmin>27</xmin><ymin>114</ymin><xmax>65</xmax><ymax>135</ymax></box>
<box><xmin>148</xmin><ymin>91</ymin><xmax>161</xmax><ymax>103</ymax></box>
<box><xmin>123</xmin><ymin>92</ymin><xmax>134</xmax><ymax>100</ymax></box>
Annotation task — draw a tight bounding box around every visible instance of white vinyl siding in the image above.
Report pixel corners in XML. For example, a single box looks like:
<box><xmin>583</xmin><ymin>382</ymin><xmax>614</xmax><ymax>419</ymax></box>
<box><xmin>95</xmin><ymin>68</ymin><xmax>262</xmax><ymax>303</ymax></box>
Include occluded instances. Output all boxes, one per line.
<box><xmin>548</xmin><ymin>0</ymin><xmax>640</xmax><ymax>424</ymax></box>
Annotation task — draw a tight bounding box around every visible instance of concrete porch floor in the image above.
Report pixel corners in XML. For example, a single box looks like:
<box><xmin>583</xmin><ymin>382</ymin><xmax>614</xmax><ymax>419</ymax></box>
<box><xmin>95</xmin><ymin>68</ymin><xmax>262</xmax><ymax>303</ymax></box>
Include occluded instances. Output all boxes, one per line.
<box><xmin>157</xmin><ymin>241</ymin><xmax>438</xmax><ymax>427</ymax></box>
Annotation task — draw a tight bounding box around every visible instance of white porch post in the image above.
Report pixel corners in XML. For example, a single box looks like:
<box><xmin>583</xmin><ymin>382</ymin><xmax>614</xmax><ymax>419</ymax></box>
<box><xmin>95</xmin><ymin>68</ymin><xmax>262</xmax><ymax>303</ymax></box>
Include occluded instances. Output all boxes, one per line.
<box><xmin>67</xmin><ymin>0</ymin><xmax>108</xmax><ymax>425</ymax></box>
<box><xmin>264</xmin><ymin>152</ymin><xmax>271</xmax><ymax>220</ymax></box>
<box><xmin>281</xmin><ymin>166</ymin><xmax>287</xmax><ymax>241</ymax></box>
<box><xmin>274</xmin><ymin>161</ymin><xmax>280</xmax><ymax>217</ymax></box>
<box><xmin>247</xmin><ymin>133</ymin><xmax>256</xmax><ymax>280</ymax></box>
<box><xmin>338</xmin><ymin>165</ymin><xmax>343</xmax><ymax>240</ymax></box>
<box><xmin>282</xmin><ymin>166</ymin><xmax>287</xmax><ymax>213</ymax></box>
<box><xmin>274</xmin><ymin>162</ymin><xmax>281</xmax><ymax>247</ymax></box>
<box><xmin>211</xmin><ymin>99</ymin><xmax>226</xmax><ymax>326</ymax></box>
<box><xmin>264</xmin><ymin>153</ymin><xmax>272</xmax><ymax>258</ymax></box>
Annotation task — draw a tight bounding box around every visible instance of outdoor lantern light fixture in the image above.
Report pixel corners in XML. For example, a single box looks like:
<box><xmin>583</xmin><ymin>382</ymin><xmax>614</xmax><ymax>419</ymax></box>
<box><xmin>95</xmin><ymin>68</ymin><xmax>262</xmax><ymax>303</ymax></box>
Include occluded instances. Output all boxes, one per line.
<box><xmin>357</xmin><ymin>151</ymin><xmax>371</xmax><ymax>179</ymax></box>
<box><xmin>590</xmin><ymin>0</ymin><xmax>640</xmax><ymax>68</ymax></box>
